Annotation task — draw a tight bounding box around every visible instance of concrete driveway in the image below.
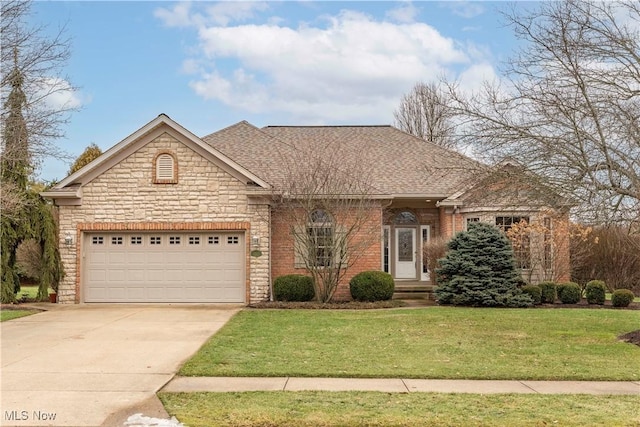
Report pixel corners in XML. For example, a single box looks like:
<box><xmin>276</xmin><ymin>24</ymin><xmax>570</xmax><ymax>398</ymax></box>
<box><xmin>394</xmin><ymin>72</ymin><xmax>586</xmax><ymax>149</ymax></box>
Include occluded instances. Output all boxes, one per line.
<box><xmin>1</xmin><ymin>304</ymin><xmax>240</xmax><ymax>427</ymax></box>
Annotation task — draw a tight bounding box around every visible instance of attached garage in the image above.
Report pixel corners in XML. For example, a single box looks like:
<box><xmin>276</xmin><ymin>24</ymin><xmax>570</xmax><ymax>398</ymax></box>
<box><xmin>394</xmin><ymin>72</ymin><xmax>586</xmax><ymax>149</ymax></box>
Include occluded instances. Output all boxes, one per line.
<box><xmin>83</xmin><ymin>231</ymin><xmax>245</xmax><ymax>303</ymax></box>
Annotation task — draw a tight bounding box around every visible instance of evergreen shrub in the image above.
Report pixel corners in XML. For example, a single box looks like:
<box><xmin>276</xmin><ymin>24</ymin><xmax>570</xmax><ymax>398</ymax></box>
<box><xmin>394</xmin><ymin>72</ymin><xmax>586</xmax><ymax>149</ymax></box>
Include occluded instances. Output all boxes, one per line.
<box><xmin>349</xmin><ymin>271</ymin><xmax>394</xmax><ymax>302</ymax></box>
<box><xmin>611</xmin><ymin>289</ymin><xmax>635</xmax><ymax>307</ymax></box>
<box><xmin>521</xmin><ymin>285</ymin><xmax>542</xmax><ymax>305</ymax></box>
<box><xmin>273</xmin><ymin>275</ymin><xmax>315</xmax><ymax>302</ymax></box>
<box><xmin>558</xmin><ymin>282</ymin><xmax>581</xmax><ymax>304</ymax></box>
<box><xmin>585</xmin><ymin>280</ymin><xmax>606</xmax><ymax>305</ymax></box>
<box><xmin>538</xmin><ymin>281</ymin><xmax>557</xmax><ymax>303</ymax></box>
<box><xmin>435</xmin><ymin>222</ymin><xmax>532</xmax><ymax>307</ymax></box>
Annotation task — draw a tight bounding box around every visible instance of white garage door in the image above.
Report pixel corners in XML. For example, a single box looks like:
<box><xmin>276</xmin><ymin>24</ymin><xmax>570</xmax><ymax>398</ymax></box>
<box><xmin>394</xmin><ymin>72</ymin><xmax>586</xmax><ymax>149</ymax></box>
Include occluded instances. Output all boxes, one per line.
<box><xmin>83</xmin><ymin>232</ymin><xmax>245</xmax><ymax>303</ymax></box>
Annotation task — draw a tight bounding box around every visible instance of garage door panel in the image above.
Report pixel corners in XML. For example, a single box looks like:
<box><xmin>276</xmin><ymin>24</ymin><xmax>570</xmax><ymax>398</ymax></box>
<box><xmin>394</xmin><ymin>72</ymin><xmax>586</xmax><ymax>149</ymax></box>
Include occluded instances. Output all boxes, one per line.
<box><xmin>84</xmin><ymin>232</ymin><xmax>245</xmax><ymax>303</ymax></box>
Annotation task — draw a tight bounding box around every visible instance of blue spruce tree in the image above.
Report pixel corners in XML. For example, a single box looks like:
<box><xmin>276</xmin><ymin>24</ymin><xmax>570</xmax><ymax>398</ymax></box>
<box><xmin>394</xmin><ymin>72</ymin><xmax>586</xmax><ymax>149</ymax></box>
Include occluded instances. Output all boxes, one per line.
<box><xmin>435</xmin><ymin>222</ymin><xmax>532</xmax><ymax>307</ymax></box>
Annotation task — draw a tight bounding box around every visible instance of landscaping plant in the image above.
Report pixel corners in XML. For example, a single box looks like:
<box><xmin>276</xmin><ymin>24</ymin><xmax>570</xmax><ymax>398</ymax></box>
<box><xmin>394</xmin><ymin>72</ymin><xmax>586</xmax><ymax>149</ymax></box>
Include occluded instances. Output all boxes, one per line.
<box><xmin>521</xmin><ymin>284</ymin><xmax>542</xmax><ymax>305</ymax></box>
<box><xmin>538</xmin><ymin>281</ymin><xmax>557</xmax><ymax>303</ymax></box>
<box><xmin>557</xmin><ymin>282</ymin><xmax>581</xmax><ymax>304</ymax></box>
<box><xmin>435</xmin><ymin>222</ymin><xmax>532</xmax><ymax>307</ymax></box>
<box><xmin>273</xmin><ymin>275</ymin><xmax>315</xmax><ymax>302</ymax></box>
<box><xmin>349</xmin><ymin>271</ymin><xmax>394</xmax><ymax>302</ymax></box>
<box><xmin>585</xmin><ymin>280</ymin><xmax>606</xmax><ymax>305</ymax></box>
<box><xmin>611</xmin><ymin>289</ymin><xmax>635</xmax><ymax>308</ymax></box>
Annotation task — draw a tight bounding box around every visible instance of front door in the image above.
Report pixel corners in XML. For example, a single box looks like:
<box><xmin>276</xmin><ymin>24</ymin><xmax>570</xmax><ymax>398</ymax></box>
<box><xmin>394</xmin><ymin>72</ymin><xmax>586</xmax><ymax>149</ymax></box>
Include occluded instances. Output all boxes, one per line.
<box><xmin>395</xmin><ymin>228</ymin><xmax>416</xmax><ymax>279</ymax></box>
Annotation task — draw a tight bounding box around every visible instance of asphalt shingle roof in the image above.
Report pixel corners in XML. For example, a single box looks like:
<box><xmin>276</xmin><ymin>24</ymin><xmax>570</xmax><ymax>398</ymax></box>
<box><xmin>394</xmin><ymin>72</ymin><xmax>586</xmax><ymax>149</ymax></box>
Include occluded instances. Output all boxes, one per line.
<box><xmin>202</xmin><ymin>121</ymin><xmax>483</xmax><ymax>198</ymax></box>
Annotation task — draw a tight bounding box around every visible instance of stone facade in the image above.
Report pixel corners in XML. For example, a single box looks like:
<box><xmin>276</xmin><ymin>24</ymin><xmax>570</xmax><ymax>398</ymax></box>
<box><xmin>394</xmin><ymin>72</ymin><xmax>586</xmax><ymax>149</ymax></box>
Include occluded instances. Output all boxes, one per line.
<box><xmin>56</xmin><ymin>130</ymin><xmax>270</xmax><ymax>303</ymax></box>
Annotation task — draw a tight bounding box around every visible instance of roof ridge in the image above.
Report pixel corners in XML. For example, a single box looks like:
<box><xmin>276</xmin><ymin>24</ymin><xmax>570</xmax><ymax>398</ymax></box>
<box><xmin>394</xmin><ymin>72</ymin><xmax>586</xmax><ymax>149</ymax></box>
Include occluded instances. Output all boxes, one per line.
<box><xmin>387</xmin><ymin>125</ymin><xmax>486</xmax><ymax>168</ymax></box>
<box><xmin>201</xmin><ymin>120</ymin><xmax>258</xmax><ymax>140</ymax></box>
<box><xmin>262</xmin><ymin>125</ymin><xmax>392</xmax><ymax>129</ymax></box>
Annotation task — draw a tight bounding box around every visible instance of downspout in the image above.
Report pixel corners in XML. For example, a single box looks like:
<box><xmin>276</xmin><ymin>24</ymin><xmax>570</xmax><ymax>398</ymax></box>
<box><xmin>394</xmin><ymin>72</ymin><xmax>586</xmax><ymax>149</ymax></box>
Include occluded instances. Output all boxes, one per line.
<box><xmin>452</xmin><ymin>205</ymin><xmax>458</xmax><ymax>235</ymax></box>
<box><xmin>268</xmin><ymin>204</ymin><xmax>273</xmax><ymax>302</ymax></box>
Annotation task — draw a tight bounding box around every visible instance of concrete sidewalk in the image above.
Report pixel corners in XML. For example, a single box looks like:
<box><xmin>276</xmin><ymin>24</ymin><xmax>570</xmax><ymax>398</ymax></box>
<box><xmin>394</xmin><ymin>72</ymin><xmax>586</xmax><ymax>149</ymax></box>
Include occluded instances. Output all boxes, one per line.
<box><xmin>163</xmin><ymin>376</ymin><xmax>640</xmax><ymax>395</ymax></box>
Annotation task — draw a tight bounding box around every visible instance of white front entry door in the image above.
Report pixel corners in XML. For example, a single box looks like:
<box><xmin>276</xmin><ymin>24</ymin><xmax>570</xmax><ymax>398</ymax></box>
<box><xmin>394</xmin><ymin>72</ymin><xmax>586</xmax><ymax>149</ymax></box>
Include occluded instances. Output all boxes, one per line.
<box><xmin>395</xmin><ymin>228</ymin><xmax>416</xmax><ymax>279</ymax></box>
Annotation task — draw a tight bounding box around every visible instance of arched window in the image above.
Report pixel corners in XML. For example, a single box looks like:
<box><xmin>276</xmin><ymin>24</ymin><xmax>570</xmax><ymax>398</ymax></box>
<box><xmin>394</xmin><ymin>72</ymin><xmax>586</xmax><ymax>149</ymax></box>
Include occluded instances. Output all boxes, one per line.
<box><xmin>307</xmin><ymin>209</ymin><xmax>334</xmax><ymax>267</ymax></box>
<box><xmin>394</xmin><ymin>210</ymin><xmax>418</xmax><ymax>224</ymax></box>
<box><xmin>153</xmin><ymin>151</ymin><xmax>178</xmax><ymax>184</ymax></box>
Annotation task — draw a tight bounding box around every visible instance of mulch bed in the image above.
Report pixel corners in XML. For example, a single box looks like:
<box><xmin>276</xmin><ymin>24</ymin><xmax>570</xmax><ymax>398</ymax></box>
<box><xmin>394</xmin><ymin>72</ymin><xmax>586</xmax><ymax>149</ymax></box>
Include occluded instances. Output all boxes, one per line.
<box><xmin>618</xmin><ymin>330</ymin><xmax>640</xmax><ymax>346</ymax></box>
<box><xmin>538</xmin><ymin>300</ymin><xmax>639</xmax><ymax>310</ymax></box>
<box><xmin>249</xmin><ymin>300</ymin><xmax>407</xmax><ymax>309</ymax></box>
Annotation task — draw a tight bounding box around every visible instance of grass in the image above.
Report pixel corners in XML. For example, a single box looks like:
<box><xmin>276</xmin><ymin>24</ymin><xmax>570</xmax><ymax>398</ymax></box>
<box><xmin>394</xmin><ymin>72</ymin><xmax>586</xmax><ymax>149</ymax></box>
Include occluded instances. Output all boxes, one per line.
<box><xmin>17</xmin><ymin>285</ymin><xmax>53</xmax><ymax>302</ymax></box>
<box><xmin>1</xmin><ymin>309</ymin><xmax>38</xmax><ymax>322</ymax></box>
<box><xmin>180</xmin><ymin>307</ymin><xmax>640</xmax><ymax>380</ymax></box>
<box><xmin>159</xmin><ymin>391</ymin><xmax>640</xmax><ymax>427</ymax></box>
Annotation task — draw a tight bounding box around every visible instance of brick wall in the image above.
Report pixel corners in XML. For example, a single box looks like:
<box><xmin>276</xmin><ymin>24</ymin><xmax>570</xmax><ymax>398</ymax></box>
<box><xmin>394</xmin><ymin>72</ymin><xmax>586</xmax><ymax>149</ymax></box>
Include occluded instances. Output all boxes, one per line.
<box><xmin>271</xmin><ymin>206</ymin><xmax>382</xmax><ymax>301</ymax></box>
<box><xmin>56</xmin><ymin>130</ymin><xmax>270</xmax><ymax>304</ymax></box>
<box><xmin>438</xmin><ymin>207</ymin><xmax>464</xmax><ymax>239</ymax></box>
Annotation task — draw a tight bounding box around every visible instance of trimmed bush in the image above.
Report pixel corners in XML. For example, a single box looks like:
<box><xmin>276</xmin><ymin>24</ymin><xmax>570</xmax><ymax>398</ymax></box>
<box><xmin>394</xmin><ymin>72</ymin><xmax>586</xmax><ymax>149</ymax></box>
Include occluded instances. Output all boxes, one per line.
<box><xmin>538</xmin><ymin>281</ymin><xmax>557</xmax><ymax>304</ymax></box>
<box><xmin>611</xmin><ymin>289</ymin><xmax>635</xmax><ymax>307</ymax></box>
<box><xmin>350</xmin><ymin>271</ymin><xmax>394</xmax><ymax>302</ymax></box>
<box><xmin>555</xmin><ymin>282</ymin><xmax>568</xmax><ymax>300</ymax></box>
<box><xmin>558</xmin><ymin>282</ymin><xmax>581</xmax><ymax>304</ymax></box>
<box><xmin>521</xmin><ymin>285</ymin><xmax>542</xmax><ymax>305</ymax></box>
<box><xmin>273</xmin><ymin>275</ymin><xmax>315</xmax><ymax>302</ymax></box>
<box><xmin>585</xmin><ymin>280</ymin><xmax>606</xmax><ymax>305</ymax></box>
<box><xmin>435</xmin><ymin>222</ymin><xmax>532</xmax><ymax>308</ymax></box>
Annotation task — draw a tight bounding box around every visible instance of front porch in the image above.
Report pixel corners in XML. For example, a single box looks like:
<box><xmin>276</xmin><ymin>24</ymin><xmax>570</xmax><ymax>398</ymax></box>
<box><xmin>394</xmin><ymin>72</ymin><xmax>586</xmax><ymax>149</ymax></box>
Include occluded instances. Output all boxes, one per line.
<box><xmin>392</xmin><ymin>281</ymin><xmax>436</xmax><ymax>301</ymax></box>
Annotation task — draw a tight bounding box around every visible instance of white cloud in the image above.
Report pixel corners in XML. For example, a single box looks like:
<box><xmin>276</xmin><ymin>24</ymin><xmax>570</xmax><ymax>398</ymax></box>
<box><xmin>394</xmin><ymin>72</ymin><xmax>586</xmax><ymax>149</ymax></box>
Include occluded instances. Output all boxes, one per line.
<box><xmin>442</xmin><ymin>2</ymin><xmax>485</xmax><ymax>19</ymax></box>
<box><xmin>36</xmin><ymin>77</ymin><xmax>83</xmax><ymax>110</ymax></box>
<box><xmin>155</xmin><ymin>1</ymin><xmax>269</xmax><ymax>28</ymax></box>
<box><xmin>386</xmin><ymin>2</ymin><xmax>419</xmax><ymax>24</ymax></box>
<box><xmin>154</xmin><ymin>2</ymin><xmax>199</xmax><ymax>28</ymax></box>
<box><xmin>203</xmin><ymin>2</ymin><xmax>269</xmax><ymax>26</ymax></box>
<box><xmin>159</xmin><ymin>4</ymin><xmax>497</xmax><ymax>123</ymax></box>
<box><xmin>458</xmin><ymin>62</ymin><xmax>498</xmax><ymax>93</ymax></box>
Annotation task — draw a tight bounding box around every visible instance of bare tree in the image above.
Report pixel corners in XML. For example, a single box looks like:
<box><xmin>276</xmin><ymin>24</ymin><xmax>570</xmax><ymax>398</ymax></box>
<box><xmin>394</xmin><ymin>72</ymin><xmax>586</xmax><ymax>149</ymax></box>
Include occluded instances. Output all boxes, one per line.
<box><xmin>446</xmin><ymin>0</ymin><xmax>640</xmax><ymax>227</ymax></box>
<box><xmin>1</xmin><ymin>0</ymin><xmax>75</xmax><ymax>170</ymax></box>
<box><xmin>571</xmin><ymin>226</ymin><xmax>640</xmax><ymax>293</ymax></box>
<box><xmin>394</xmin><ymin>81</ymin><xmax>458</xmax><ymax>150</ymax></box>
<box><xmin>271</xmin><ymin>141</ymin><xmax>382</xmax><ymax>303</ymax></box>
<box><xmin>1</xmin><ymin>0</ymin><xmax>68</xmax><ymax>302</ymax></box>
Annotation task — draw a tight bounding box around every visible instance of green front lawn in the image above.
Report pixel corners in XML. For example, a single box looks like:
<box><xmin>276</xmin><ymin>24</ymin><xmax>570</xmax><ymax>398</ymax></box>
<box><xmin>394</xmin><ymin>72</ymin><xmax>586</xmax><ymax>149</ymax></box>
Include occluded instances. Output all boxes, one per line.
<box><xmin>1</xmin><ymin>309</ymin><xmax>38</xmax><ymax>322</ymax></box>
<box><xmin>17</xmin><ymin>285</ymin><xmax>54</xmax><ymax>302</ymax></box>
<box><xmin>180</xmin><ymin>307</ymin><xmax>640</xmax><ymax>380</ymax></box>
<box><xmin>159</xmin><ymin>391</ymin><xmax>640</xmax><ymax>427</ymax></box>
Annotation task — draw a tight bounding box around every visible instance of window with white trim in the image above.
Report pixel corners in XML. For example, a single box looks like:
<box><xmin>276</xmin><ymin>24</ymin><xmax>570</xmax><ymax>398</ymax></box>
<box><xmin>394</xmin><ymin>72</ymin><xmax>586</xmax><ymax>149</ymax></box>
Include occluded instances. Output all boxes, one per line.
<box><xmin>496</xmin><ymin>216</ymin><xmax>531</xmax><ymax>269</ymax></box>
<box><xmin>466</xmin><ymin>217</ymin><xmax>480</xmax><ymax>230</ymax></box>
<box><xmin>382</xmin><ymin>226</ymin><xmax>390</xmax><ymax>273</ymax></box>
<box><xmin>307</xmin><ymin>209</ymin><xmax>334</xmax><ymax>267</ymax></box>
<box><xmin>421</xmin><ymin>225</ymin><xmax>430</xmax><ymax>280</ymax></box>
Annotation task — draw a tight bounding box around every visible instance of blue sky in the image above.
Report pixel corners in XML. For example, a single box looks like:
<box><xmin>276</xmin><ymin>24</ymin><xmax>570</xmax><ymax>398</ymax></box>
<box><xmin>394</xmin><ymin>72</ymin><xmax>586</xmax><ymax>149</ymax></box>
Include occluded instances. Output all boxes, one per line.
<box><xmin>32</xmin><ymin>1</ymin><xmax>528</xmax><ymax>182</ymax></box>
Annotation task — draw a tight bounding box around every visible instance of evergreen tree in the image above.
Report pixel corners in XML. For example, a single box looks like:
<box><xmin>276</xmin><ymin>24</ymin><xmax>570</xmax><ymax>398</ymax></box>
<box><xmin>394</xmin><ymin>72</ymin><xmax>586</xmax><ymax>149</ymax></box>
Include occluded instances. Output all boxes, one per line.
<box><xmin>1</xmin><ymin>51</ymin><xmax>30</xmax><ymax>302</ymax></box>
<box><xmin>435</xmin><ymin>222</ymin><xmax>532</xmax><ymax>307</ymax></box>
<box><xmin>1</xmin><ymin>51</ymin><xmax>63</xmax><ymax>303</ymax></box>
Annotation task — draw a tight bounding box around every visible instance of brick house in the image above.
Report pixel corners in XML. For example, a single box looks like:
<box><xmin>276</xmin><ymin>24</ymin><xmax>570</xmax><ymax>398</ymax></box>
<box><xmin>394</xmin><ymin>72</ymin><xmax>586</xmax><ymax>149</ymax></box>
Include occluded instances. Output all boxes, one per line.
<box><xmin>43</xmin><ymin>114</ymin><xmax>570</xmax><ymax>304</ymax></box>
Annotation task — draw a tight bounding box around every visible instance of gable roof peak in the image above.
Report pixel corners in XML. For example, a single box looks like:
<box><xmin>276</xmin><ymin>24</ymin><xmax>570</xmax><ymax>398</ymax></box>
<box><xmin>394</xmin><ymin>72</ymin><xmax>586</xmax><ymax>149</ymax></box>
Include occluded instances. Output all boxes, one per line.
<box><xmin>51</xmin><ymin>114</ymin><xmax>270</xmax><ymax>190</ymax></box>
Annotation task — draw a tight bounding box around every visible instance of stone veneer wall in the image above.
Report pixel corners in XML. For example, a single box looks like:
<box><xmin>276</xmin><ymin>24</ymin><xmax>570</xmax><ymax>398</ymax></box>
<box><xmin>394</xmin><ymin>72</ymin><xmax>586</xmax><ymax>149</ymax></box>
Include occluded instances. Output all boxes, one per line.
<box><xmin>56</xmin><ymin>131</ymin><xmax>270</xmax><ymax>304</ymax></box>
